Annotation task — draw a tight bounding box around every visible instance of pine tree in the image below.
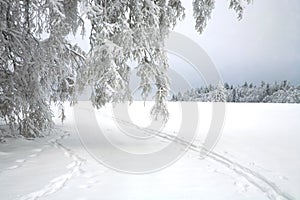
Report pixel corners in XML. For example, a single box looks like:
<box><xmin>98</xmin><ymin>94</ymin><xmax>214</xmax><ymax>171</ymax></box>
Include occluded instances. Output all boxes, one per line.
<box><xmin>224</xmin><ymin>82</ymin><xmax>230</xmax><ymax>90</ymax></box>
<box><xmin>266</xmin><ymin>83</ymin><xmax>271</xmax><ymax>95</ymax></box>
<box><xmin>212</xmin><ymin>83</ymin><xmax>227</xmax><ymax>102</ymax></box>
<box><xmin>232</xmin><ymin>88</ymin><xmax>237</xmax><ymax>102</ymax></box>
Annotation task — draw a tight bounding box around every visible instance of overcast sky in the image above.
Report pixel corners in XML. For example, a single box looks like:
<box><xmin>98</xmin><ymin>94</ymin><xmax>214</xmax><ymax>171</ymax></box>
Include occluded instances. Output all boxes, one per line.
<box><xmin>73</xmin><ymin>0</ymin><xmax>300</xmax><ymax>90</ymax></box>
<box><xmin>172</xmin><ymin>0</ymin><xmax>300</xmax><ymax>85</ymax></box>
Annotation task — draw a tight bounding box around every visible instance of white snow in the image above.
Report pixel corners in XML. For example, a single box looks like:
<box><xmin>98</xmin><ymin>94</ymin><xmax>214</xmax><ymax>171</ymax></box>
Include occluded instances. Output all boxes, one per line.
<box><xmin>0</xmin><ymin>102</ymin><xmax>299</xmax><ymax>200</ymax></box>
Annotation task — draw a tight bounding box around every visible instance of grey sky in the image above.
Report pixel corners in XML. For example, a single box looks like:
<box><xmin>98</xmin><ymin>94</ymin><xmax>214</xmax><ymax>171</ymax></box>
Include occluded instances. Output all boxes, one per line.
<box><xmin>72</xmin><ymin>0</ymin><xmax>300</xmax><ymax>88</ymax></box>
<box><xmin>173</xmin><ymin>0</ymin><xmax>300</xmax><ymax>85</ymax></box>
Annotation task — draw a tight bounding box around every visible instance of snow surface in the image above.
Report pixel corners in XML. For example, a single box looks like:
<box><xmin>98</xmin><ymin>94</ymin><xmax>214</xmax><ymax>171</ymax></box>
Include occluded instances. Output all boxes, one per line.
<box><xmin>0</xmin><ymin>102</ymin><xmax>299</xmax><ymax>200</ymax></box>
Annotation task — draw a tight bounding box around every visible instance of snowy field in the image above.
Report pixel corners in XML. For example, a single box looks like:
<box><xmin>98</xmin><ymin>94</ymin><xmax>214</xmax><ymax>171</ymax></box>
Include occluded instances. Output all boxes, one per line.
<box><xmin>0</xmin><ymin>102</ymin><xmax>300</xmax><ymax>200</ymax></box>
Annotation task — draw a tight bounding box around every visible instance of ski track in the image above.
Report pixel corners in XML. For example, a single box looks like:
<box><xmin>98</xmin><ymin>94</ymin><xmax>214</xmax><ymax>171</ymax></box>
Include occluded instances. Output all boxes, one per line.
<box><xmin>17</xmin><ymin>131</ymin><xmax>86</xmax><ymax>200</ymax></box>
<box><xmin>2</xmin><ymin>114</ymin><xmax>294</xmax><ymax>200</ymax></box>
<box><xmin>113</xmin><ymin>117</ymin><xmax>295</xmax><ymax>200</ymax></box>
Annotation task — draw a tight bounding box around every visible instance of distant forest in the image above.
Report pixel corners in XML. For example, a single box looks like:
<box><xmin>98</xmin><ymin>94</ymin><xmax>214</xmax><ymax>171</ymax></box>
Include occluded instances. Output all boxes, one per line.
<box><xmin>171</xmin><ymin>81</ymin><xmax>300</xmax><ymax>103</ymax></box>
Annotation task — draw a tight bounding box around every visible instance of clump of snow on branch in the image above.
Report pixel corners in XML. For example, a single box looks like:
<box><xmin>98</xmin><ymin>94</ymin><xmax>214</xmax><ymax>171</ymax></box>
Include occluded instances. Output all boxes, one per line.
<box><xmin>0</xmin><ymin>0</ymin><xmax>252</xmax><ymax>137</ymax></box>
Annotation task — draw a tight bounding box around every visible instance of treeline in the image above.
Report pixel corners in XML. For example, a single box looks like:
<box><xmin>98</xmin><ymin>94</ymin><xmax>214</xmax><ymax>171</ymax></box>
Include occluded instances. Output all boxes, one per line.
<box><xmin>171</xmin><ymin>81</ymin><xmax>300</xmax><ymax>103</ymax></box>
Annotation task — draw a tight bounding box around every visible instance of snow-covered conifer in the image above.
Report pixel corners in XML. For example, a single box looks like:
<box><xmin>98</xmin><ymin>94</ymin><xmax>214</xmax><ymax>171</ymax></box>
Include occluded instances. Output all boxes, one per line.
<box><xmin>212</xmin><ymin>83</ymin><xmax>227</xmax><ymax>102</ymax></box>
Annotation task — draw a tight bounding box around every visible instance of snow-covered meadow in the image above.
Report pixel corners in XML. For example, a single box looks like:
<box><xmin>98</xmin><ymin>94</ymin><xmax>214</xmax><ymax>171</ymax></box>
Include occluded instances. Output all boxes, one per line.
<box><xmin>0</xmin><ymin>102</ymin><xmax>299</xmax><ymax>200</ymax></box>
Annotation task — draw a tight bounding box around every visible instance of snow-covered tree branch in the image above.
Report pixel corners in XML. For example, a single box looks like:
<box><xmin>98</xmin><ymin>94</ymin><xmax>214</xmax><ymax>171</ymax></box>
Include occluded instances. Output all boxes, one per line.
<box><xmin>0</xmin><ymin>0</ymin><xmax>252</xmax><ymax>137</ymax></box>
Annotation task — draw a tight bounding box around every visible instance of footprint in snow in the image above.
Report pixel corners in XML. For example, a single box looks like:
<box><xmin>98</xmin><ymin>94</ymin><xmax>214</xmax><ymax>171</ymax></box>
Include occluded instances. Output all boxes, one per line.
<box><xmin>6</xmin><ymin>165</ymin><xmax>19</xmax><ymax>170</ymax></box>
<box><xmin>87</xmin><ymin>179</ymin><xmax>99</xmax><ymax>184</ymax></box>
<box><xmin>15</xmin><ymin>159</ymin><xmax>25</xmax><ymax>163</ymax></box>
<box><xmin>0</xmin><ymin>151</ymin><xmax>11</xmax><ymax>156</ymax></box>
<box><xmin>32</xmin><ymin>148</ymin><xmax>42</xmax><ymax>152</ymax></box>
<box><xmin>64</xmin><ymin>151</ymin><xmax>71</xmax><ymax>157</ymax></box>
<box><xmin>82</xmin><ymin>173</ymin><xmax>94</xmax><ymax>179</ymax></box>
<box><xmin>234</xmin><ymin>181</ymin><xmax>250</xmax><ymax>193</ymax></box>
<box><xmin>61</xmin><ymin>133</ymin><xmax>70</xmax><ymax>139</ymax></box>
<box><xmin>279</xmin><ymin>175</ymin><xmax>289</xmax><ymax>181</ymax></box>
<box><xmin>78</xmin><ymin>184</ymin><xmax>90</xmax><ymax>189</ymax></box>
<box><xmin>42</xmin><ymin>144</ymin><xmax>51</xmax><ymax>148</ymax></box>
<box><xmin>66</xmin><ymin>162</ymin><xmax>76</xmax><ymax>169</ymax></box>
<box><xmin>78</xmin><ymin>179</ymin><xmax>101</xmax><ymax>190</ymax></box>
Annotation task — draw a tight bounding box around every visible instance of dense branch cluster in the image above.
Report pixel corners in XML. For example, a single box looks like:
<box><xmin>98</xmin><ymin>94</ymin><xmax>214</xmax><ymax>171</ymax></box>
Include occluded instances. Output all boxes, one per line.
<box><xmin>0</xmin><ymin>0</ymin><xmax>251</xmax><ymax>137</ymax></box>
<box><xmin>0</xmin><ymin>0</ymin><xmax>86</xmax><ymax>137</ymax></box>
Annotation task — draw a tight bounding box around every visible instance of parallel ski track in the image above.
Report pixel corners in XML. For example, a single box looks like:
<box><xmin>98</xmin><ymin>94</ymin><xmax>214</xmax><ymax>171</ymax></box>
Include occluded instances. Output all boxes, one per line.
<box><xmin>114</xmin><ymin>117</ymin><xmax>295</xmax><ymax>200</ymax></box>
